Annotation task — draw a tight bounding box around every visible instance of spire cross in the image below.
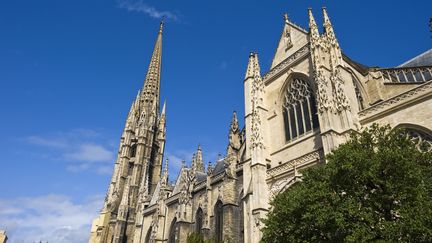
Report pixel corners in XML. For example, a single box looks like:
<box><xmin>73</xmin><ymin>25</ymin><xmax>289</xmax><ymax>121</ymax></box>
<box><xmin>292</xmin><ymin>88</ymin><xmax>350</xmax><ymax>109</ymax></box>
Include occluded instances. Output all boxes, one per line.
<box><xmin>159</xmin><ymin>20</ymin><xmax>164</xmax><ymax>33</ymax></box>
<box><xmin>284</xmin><ymin>13</ymin><xmax>289</xmax><ymax>23</ymax></box>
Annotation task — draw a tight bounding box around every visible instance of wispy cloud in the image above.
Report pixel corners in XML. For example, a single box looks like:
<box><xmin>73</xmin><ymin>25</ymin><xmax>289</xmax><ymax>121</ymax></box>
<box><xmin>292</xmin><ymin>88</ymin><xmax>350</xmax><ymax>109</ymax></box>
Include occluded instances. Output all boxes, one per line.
<box><xmin>117</xmin><ymin>0</ymin><xmax>179</xmax><ymax>21</ymax></box>
<box><xmin>64</xmin><ymin>143</ymin><xmax>113</xmax><ymax>162</ymax></box>
<box><xmin>0</xmin><ymin>194</ymin><xmax>103</xmax><ymax>243</ymax></box>
<box><xmin>25</xmin><ymin>129</ymin><xmax>115</xmax><ymax>174</ymax></box>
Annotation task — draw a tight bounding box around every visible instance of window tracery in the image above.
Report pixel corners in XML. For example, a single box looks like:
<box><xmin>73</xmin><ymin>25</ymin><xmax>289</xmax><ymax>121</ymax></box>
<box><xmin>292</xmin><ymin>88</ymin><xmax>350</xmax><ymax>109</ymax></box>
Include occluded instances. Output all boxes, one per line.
<box><xmin>214</xmin><ymin>200</ymin><xmax>223</xmax><ymax>242</ymax></box>
<box><xmin>195</xmin><ymin>208</ymin><xmax>203</xmax><ymax>234</ymax></box>
<box><xmin>282</xmin><ymin>78</ymin><xmax>319</xmax><ymax>142</ymax></box>
<box><xmin>404</xmin><ymin>128</ymin><xmax>432</xmax><ymax>152</ymax></box>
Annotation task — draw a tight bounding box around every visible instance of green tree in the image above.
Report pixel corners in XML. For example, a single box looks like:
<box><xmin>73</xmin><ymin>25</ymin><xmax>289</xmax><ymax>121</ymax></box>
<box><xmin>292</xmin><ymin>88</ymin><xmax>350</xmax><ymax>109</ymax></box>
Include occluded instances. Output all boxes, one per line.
<box><xmin>262</xmin><ymin>124</ymin><xmax>432</xmax><ymax>242</ymax></box>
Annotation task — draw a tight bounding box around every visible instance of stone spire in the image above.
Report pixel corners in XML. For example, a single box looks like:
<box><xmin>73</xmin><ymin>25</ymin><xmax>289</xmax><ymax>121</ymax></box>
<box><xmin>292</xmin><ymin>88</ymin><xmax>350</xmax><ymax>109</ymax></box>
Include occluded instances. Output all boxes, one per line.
<box><xmin>227</xmin><ymin>111</ymin><xmax>241</xmax><ymax>154</ymax></box>
<box><xmin>230</xmin><ymin>111</ymin><xmax>239</xmax><ymax>133</ymax></box>
<box><xmin>308</xmin><ymin>8</ymin><xmax>320</xmax><ymax>42</ymax></box>
<box><xmin>322</xmin><ymin>7</ymin><xmax>343</xmax><ymax>67</ymax></box>
<box><xmin>159</xmin><ymin>100</ymin><xmax>166</xmax><ymax>128</ymax></box>
<box><xmin>192</xmin><ymin>145</ymin><xmax>205</xmax><ymax>174</ymax></box>
<box><xmin>322</xmin><ymin>7</ymin><xmax>338</xmax><ymax>46</ymax></box>
<box><xmin>141</xmin><ymin>21</ymin><xmax>164</xmax><ymax>109</ymax></box>
<box><xmin>161</xmin><ymin>100</ymin><xmax>166</xmax><ymax>116</ymax></box>
<box><xmin>245</xmin><ymin>52</ymin><xmax>261</xmax><ymax>80</ymax></box>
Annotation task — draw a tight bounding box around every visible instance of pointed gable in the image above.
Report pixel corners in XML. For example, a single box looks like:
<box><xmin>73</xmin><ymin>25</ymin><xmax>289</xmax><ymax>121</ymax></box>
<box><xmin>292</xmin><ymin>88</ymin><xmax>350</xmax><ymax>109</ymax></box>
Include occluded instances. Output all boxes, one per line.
<box><xmin>270</xmin><ymin>15</ymin><xmax>309</xmax><ymax>69</ymax></box>
<box><xmin>172</xmin><ymin>166</ymin><xmax>190</xmax><ymax>195</ymax></box>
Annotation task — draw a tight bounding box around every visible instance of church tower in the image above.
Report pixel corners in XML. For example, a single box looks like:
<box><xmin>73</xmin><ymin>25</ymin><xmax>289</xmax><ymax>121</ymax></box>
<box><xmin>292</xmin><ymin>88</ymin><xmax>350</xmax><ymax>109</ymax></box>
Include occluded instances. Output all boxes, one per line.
<box><xmin>89</xmin><ymin>22</ymin><xmax>166</xmax><ymax>243</ymax></box>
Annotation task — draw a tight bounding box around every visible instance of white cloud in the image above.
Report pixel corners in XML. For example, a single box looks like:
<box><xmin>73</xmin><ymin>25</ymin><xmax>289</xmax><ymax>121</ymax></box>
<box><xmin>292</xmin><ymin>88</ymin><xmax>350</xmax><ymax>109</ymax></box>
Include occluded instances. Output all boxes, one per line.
<box><xmin>27</xmin><ymin>135</ymin><xmax>68</xmax><ymax>148</ymax></box>
<box><xmin>0</xmin><ymin>194</ymin><xmax>104</xmax><ymax>243</ymax></box>
<box><xmin>25</xmin><ymin>129</ymin><xmax>115</xmax><ymax>174</ymax></box>
<box><xmin>117</xmin><ymin>0</ymin><xmax>179</xmax><ymax>21</ymax></box>
<box><xmin>64</xmin><ymin>143</ymin><xmax>114</xmax><ymax>162</ymax></box>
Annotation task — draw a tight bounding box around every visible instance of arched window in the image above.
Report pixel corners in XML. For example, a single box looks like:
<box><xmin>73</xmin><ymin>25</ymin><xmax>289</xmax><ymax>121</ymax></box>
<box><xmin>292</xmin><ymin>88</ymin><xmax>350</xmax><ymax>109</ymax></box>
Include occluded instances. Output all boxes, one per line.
<box><xmin>195</xmin><ymin>208</ymin><xmax>203</xmax><ymax>234</ymax></box>
<box><xmin>283</xmin><ymin>78</ymin><xmax>319</xmax><ymax>142</ymax></box>
<box><xmin>145</xmin><ymin>226</ymin><xmax>152</xmax><ymax>243</ymax></box>
<box><xmin>238</xmin><ymin>193</ymin><xmax>244</xmax><ymax>241</ymax></box>
<box><xmin>352</xmin><ymin>76</ymin><xmax>365</xmax><ymax>110</ymax></box>
<box><xmin>404</xmin><ymin>128</ymin><xmax>432</xmax><ymax>152</ymax></box>
<box><xmin>168</xmin><ymin>218</ymin><xmax>177</xmax><ymax>243</ymax></box>
<box><xmin>214</xmin><ymin>200</ymin><xmax>223</xmax><ymax>242</ymax></box>
<box><xmin>130</xmin><ymin>144</ymin><xmax>137</xmax><ymax>158</ymax></box>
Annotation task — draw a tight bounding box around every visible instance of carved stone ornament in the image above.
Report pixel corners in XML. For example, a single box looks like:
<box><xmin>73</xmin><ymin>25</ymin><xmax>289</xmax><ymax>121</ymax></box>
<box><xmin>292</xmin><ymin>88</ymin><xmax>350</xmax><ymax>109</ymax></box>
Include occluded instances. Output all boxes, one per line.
<box><xmin>331</xmin><ymin>68</ymin><xmax>351</xmax><ymax>112</ymax></box>
<box><xmin>314</xmin><ymin>68</ymin><xmax>332</xmax><ymax>113</ymax></box>
<box><xmin>249</xmin><ymin>55</ymin><xmax>265</xmax><ymax>150</ymax></box>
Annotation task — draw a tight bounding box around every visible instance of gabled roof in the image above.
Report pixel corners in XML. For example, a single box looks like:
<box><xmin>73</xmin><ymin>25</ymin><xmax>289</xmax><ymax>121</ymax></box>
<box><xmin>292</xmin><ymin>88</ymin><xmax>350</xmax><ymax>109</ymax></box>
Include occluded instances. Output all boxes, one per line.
<box><xmin>149</xmin><ymin>181</ymin><xmax>161</xmax><ymax>205</ymax></box>
<box><xmin>212</xmin><ymin>159</ymin><xmax>226</xmax><ymax>175</ymax></box>
<box><xmin>172</xmin><ymin>166</ymin><xmax>189</xmax><ymax>195</ymax></box>
<box><xmin>399</xmin><ymin>49</ymin><xmax>432</xmax><ymax>67</ymax></box>
<box><xmin>196</xmin><ymin>171</ymin><xmax>207</xmax><ymax>183</ymax></box>
<box><xmin>270</xmin><ymin>18</ymin><xmax>309</xmax><ymax>69</ymax></box>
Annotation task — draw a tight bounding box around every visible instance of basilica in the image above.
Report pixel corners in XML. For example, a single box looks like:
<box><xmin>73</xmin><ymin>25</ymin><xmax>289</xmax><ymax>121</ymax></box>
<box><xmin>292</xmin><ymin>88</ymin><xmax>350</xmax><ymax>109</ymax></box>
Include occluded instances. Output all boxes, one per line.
<box><xmin>89</xmin><ymin>7</ymin><xmax>432</xmax><ymax>243</ymax></box>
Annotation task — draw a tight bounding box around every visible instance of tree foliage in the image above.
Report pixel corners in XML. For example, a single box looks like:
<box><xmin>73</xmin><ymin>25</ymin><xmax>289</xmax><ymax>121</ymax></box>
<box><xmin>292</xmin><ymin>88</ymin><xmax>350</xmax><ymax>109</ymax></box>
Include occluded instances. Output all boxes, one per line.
<box><xmin>262</xmin><ymin>124</ymin><xmax>432</xmax><ymax>242</ymax></box>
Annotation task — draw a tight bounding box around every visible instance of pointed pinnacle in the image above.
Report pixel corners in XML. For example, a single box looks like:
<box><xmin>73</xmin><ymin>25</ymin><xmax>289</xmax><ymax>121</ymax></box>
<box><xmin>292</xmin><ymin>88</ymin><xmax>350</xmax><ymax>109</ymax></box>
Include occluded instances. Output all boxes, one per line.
<box><xmin>142</xmin><ymin>23</ymin><xmax>163</xmax><ymax>107</ymax></box>
<box><xmin>161</xmin><ymin>100</ymin><xmax>166</xmax><ymax>115</ymax></box>
<box><xmin>322</xmin><ymin>7</ymin><xmax>333</xmax><ymax>32</ymax></box>
<box><xmin>159</xmin><ymin>20</ymin><xmax>164</xmax><ymax>34</ymax></box>
<box><xmin>164</xmin><ymin>158</ymin><xmax>169</xmax><ymax>173</ymax></box>
<box><xmin>245</xmin><ymin>52</ymin><xmax>261</xmax><ymax>80</ymax></box>
<box><xmin>308</xmin><ymin>8</ymin><xmax>317</xmax><ymax>28</ymax></box>
<box><xmin>308</xmin><ymin>8</ymin><xmax>320</xmax><ymax>39</ymax></box>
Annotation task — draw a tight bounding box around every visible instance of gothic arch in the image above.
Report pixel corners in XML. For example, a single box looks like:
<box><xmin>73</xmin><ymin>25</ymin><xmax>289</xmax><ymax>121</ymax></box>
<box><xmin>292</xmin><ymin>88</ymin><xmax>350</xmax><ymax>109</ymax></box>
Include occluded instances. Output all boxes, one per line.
<box><xmin>347</xmin><ymin>68</ymin><xmax>369</xmax><ymax>110</ymax></box>
<box><xmin>195</xmin><ymin>207</ymin><xmax>204</xmax><ymax>234</ymax></box>
<box><xmin>280</xmin><ymin>74</ymin><xmax>320</xmax><ymax>142</ymax></box>
<box><xmin>270</xmin><ymin>174</ymin><xmax>303</xmax><ymax>198</ymax></box>
<box><xmin>280</xmin><ymin>176</ymin><xmax>302</xmax><ymax>192</ymax></box>
<box><xmin>238</xmin><ymin>190</ymin><xmax>244</xmax><ymax>239</ymax></box>
<box><xmin>278</xmin><ymin>71</ymin><xmax>316</xmax><ymax>103</ymax></box>
<box><xmin>145</xmin><ymin>226</ymin><xmax>152</xmax><ymax>243</ymax></box>
<box><xmin>168</xmin><ymin>217</ymin><xmax>177</xmax><ymax>243</ymax></box>
<box><xmin>214</xmin><ymin>200</ymin><xmax>224</xmax><ymax>243</ymax></box>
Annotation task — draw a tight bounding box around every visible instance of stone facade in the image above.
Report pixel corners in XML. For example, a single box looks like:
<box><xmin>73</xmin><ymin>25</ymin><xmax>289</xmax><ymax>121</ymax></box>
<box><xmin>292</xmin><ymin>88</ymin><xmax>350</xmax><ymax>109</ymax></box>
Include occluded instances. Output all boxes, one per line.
<box><xmin>89</xmin><ymin>8</ymin><xmax>432</xmax><ymax>243</ymax></box>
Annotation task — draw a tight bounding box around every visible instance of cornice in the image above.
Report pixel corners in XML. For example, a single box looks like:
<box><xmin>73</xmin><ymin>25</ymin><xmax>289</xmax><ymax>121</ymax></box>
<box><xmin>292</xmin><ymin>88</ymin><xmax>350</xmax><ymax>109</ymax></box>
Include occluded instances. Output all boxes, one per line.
<box><xmin>359</xmin><ymin>80</ymin><xmax>432</xmax><ymax>123</ymax></box>
<box><xmin>267</xmin><ymin>149</ymin><xmax>323</xmax><ymax>180</ymax></box>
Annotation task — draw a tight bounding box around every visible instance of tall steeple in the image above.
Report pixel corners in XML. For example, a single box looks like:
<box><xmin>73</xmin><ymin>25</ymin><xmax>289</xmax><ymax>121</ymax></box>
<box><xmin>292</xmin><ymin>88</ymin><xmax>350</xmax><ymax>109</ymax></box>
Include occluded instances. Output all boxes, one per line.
<box><xmin>141</xmin><ymin>21</ymin><xmax>164</xmax><ymax>109</ymax></box>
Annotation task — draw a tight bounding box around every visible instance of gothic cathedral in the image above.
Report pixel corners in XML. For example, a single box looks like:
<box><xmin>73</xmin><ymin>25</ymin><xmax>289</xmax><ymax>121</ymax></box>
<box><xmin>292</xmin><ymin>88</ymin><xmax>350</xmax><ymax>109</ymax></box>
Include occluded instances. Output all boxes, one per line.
<box><xmin>89</xmin><ymin>8</ymin><xmax>432</xmax><ymax>243</ymax></box>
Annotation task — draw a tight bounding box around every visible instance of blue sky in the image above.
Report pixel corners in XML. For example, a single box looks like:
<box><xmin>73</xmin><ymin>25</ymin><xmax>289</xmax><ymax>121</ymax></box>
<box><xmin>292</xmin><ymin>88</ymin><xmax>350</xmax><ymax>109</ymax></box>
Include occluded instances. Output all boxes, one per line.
<box><xmin>0</xmin><ymin>0</ymin><xmax>430</xmax><ymax>242</ymax></box>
